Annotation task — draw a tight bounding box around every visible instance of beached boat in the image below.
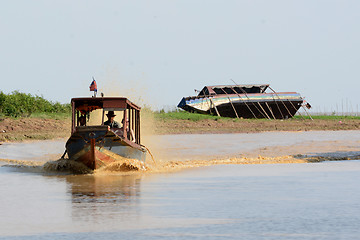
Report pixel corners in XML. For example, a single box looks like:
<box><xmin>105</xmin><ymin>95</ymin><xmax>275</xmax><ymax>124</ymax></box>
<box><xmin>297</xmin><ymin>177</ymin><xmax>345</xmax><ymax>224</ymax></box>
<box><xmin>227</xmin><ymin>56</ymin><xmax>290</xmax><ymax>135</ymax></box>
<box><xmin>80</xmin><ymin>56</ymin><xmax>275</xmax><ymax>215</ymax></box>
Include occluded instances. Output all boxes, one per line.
<box><xmin>178</xmin><ymin>84</ymin><xmax>306</xmax><ymax>119</ymax></box>
<box><xmin>64</xmin><ymin>97</ymin><xmax>146</xmax><ymax>170</ymax></box>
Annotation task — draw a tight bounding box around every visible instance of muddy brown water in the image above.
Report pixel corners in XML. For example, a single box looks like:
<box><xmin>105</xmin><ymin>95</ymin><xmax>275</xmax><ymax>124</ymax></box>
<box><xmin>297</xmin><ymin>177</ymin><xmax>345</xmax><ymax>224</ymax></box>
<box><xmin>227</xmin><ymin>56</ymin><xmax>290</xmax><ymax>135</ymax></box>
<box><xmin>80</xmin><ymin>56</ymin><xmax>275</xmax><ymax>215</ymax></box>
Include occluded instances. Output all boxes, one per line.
<box><xmin>1</xmin><ymin>131</ymin><xmax>360</xmax><ymax>239</ymax></box>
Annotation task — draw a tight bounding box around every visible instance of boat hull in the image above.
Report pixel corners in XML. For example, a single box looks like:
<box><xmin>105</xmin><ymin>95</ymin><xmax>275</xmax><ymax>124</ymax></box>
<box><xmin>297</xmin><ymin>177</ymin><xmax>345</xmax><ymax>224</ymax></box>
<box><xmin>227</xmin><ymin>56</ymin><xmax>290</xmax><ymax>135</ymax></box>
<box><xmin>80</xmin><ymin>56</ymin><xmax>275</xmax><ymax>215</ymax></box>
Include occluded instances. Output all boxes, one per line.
<box><xmin>178</xmin><ymin>92</ymin><xmax>304</xmax><ymax>119</ymax></box>
<box><xmin>215</xmin><ymin>99</ymin><xmax>303</xmax><ymax>119</ymax></box>
<box><xmin>65</xmin><ymin>126</ymin><xmax>146</xmax><ymax>170</ymax></box>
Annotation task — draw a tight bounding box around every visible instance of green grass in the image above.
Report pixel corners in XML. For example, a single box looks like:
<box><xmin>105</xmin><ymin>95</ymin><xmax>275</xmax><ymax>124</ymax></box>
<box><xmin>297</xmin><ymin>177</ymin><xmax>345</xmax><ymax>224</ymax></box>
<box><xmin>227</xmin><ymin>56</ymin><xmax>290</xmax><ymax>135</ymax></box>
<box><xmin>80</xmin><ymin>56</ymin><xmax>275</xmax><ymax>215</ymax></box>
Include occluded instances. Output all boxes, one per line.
<box><xmin>155</xmin><ymin>110</ymin><xmax>360</xmax><ymax>121</ymax></box>
<box><xmin>28</xmin><ymin>112</ymin><xmax>71</xmax><ymax>120</ymax></box>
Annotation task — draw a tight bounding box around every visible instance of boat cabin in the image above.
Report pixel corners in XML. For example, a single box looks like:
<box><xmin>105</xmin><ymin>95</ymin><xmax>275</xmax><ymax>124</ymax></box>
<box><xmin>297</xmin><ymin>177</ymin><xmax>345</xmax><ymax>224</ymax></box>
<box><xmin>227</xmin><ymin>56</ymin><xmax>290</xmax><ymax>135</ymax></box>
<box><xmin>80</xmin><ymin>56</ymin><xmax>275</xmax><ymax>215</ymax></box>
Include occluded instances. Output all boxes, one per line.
<box><xmin>198</xmin><ymin>84</ymin><xmax>269</xmax><ymax>96</ymax></box>
<box><xmin>70</xmin><ymin>97</ymin><xmax>141</xmax><ymax>145</ymax></box>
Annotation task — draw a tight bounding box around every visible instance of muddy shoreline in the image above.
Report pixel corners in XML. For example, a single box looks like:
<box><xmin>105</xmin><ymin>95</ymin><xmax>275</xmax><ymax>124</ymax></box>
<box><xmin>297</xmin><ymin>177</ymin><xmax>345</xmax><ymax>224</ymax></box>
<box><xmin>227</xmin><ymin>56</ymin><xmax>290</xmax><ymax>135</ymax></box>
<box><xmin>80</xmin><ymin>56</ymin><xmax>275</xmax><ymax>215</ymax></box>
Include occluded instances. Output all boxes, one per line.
<box><xmin>1</xmin><ymin>117</ymin><xmax>360</xmax><ymax>142</ymax></box>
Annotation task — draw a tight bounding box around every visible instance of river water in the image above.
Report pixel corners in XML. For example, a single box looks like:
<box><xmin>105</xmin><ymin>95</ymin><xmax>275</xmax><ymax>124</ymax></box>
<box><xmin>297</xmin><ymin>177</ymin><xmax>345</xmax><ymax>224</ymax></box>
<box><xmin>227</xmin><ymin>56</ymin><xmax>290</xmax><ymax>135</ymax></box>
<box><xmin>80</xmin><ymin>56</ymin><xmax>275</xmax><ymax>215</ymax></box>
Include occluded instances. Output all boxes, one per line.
<box><xmin>1</xmin><ymin>131</ymin><xmax>360</xmax><ymax>239</ymax></box>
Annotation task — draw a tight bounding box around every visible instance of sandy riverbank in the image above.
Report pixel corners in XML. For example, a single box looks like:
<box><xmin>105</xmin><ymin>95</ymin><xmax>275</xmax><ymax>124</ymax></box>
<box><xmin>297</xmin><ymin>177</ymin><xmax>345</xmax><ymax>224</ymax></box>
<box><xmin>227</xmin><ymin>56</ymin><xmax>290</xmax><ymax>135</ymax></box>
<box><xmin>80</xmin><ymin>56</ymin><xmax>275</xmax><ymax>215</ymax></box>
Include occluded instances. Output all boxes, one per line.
<box><xmin>1</xmin><ymin>116</ymin><xmax>360</xmax><ymax>142</ymax></box>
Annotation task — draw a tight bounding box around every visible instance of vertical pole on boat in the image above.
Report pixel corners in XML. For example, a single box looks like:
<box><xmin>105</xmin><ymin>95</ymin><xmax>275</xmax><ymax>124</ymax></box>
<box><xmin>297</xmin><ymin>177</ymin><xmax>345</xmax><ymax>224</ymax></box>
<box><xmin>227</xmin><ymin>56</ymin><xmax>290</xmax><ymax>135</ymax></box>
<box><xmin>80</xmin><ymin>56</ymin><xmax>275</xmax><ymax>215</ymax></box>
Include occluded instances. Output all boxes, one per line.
<box><xmin>257</xmin><ymin>102</ymin><xmax>271</xmax><ymax>120</ymax></box>
<box><xmin>289</xmin><ymin>101</ymin><xmax>305</xmax><ymax>119</ymax></box>
<box><xmin>230</xmin><ymin>79</ymin><xmax>268</xmax><ymax>119</ymax></box>
<box><xmin>135</xmin><ymin>110</ymin><xmax>137</xmax><ymax>144</ymax></box>
<box><xmin>269</xmin><ymin>85</ymin><xmax>305</xmax><ymax>119</ymax></box>
<box><xmin>265</xmin><ymin>102</ymin><xmax>276</xmax><ymax>119</ymax></box>
<box><xmin>270</xmin><ymin>93</ymin><xmax>284</xmax><ymax>119</ymax></box>
<box><xmin>302</xmin><ymin>105</ymin><xmax>313</xmax><ymax>120</ymax></box>
<box><xmin>220</xmin><ymin>89</ymin><xmax>239</xmax><ymax>118</ymax></box>
<box><xmin>76</xmin><ymin>110</ymin><xmax>79</xmax><ymax>128</ymax></box>
<box><xmin>137</xmin><ymin>109</ymin><xmax>141</xmax><ymax>145</ymax></box>
<box><xmin>209</xmin><ymin>98</ymin><xmax>221</xmax><ymax>117</ymax></box>
<box><xmin>301</xmin><ymin>99</ymin><xmax>313</xmax><ymax>120</ymax></box>
<box><xmin>201</xmin><ymin>90</ymin><xmax>218</xmax><ymax>116</ymax></box>
<box><xmin>123</xmin><ymin>107</ymin><xmax>128</xmax><ymax>139</ymax></box>
<box><xmin>101</xmin><ymin>110</ymin><xmax>105</xmax><ymax>125</ymax></box>
<box><xmin>136</xmin><ymin>110</ymin><xmax>139</xmax><ymax>145</ymax></box>
<box><xmin>273</xmin><ymin>88</ymin><xmax>306</xmax><ymax>119</ymax></box>
<box><xmin>132</xmin><ymin>109</ymin><xmax>135</xmax><ymax>135</ymax></box>
<box><xmin>201</xmin><ymin>95</ymin><xmax>212</xmax><ymax>115</ymax></box>
<box><xmin>230</xmin><ymin>87</ymin><xmax>258</xmax><ymax>119</ymax></box>
<box><xmin>266</xmin><ymin>85</ymin><xmax>283</xmax><ymax>119</ymax></box>
<box><xmin>268</xmin><ymin>86</ymin><xmax>295</xmax><ymax>119</ymax></box>
<box><xmin>71</xmin><ymin>100</ymin><xmax>76</xmax><ymax>134</ymax></box>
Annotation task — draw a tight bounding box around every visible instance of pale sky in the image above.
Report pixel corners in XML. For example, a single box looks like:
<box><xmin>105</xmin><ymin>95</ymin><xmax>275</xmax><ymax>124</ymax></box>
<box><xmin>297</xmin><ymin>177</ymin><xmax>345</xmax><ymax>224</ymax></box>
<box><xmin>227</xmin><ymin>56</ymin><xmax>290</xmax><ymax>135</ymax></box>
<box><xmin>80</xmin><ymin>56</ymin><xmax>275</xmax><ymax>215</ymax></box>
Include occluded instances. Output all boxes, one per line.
<box><xmin>1</xmin><ymin>0</ymin><xmax>359</xmax><ymax>113</ymax></box>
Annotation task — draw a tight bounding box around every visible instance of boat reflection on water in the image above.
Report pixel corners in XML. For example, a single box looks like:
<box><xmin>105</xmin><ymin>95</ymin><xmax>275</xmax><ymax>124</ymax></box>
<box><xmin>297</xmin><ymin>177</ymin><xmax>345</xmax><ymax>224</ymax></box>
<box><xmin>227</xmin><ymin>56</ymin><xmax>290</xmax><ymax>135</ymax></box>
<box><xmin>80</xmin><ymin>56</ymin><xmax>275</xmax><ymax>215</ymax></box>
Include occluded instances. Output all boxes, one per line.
<box><xmin>65</xmin><ymin>174</ymin><xmax>142</xmax><ymax>202</ymax></box>
<box><xmin>64</xmin><ymin>174</ymin><xmax>143</xmax><ymax>221</ymax></box>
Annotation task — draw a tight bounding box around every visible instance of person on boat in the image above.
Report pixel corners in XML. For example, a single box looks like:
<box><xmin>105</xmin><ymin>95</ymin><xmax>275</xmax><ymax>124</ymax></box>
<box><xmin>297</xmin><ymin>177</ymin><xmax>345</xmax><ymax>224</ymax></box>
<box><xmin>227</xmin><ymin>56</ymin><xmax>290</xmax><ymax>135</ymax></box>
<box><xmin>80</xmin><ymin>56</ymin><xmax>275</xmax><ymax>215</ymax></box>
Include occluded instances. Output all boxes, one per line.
<box><xmin>104</xmin><ymin>111</ymin><xmax>120</xmax><ymax>128</ymax></box>
<box><xmin>79</xmin><ymin>115</ymin><xmax>86</xmax><ymax>126</ymax></box>
<box><xmin>121</xmin><ymin>118</ymin><xmax>136</xmax><ymax>142</ymax></box>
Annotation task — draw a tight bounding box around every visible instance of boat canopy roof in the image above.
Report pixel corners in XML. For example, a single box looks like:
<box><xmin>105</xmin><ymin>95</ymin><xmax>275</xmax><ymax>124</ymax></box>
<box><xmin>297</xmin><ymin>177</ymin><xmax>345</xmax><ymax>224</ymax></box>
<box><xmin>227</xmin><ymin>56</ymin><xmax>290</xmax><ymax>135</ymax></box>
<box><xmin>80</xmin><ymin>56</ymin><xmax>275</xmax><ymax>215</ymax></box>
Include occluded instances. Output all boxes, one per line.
<box><xmin>71</xmin><ymin>97</ymin><xmax>141</xmax><ymax>114</ymax></box>
<box><xmin>198</xmin><ymin>84</ymin><xmax>269</xmax><ymax>96</ymax></box>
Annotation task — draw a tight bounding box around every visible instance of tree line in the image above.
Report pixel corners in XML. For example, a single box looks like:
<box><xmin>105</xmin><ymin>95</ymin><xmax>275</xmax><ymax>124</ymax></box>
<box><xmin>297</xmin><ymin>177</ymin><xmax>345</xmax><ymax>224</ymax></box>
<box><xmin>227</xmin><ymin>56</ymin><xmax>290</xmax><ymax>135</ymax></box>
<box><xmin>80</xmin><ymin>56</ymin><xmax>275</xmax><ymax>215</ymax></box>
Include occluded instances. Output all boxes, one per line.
<box><xmin>0</xmin><ymin>91</ymin><xmax>71</xmax><ymax>117</ymax></box>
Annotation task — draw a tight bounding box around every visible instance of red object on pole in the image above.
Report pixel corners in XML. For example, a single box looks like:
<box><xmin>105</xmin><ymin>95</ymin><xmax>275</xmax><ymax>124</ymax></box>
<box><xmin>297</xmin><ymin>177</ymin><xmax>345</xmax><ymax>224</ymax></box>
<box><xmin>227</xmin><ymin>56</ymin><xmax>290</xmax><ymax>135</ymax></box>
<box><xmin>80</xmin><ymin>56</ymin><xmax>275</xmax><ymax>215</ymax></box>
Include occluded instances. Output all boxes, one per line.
<box><xmin>90</xmin><ymin>80</ymin><xmax>97</xmax><ymax>92</ymax></box>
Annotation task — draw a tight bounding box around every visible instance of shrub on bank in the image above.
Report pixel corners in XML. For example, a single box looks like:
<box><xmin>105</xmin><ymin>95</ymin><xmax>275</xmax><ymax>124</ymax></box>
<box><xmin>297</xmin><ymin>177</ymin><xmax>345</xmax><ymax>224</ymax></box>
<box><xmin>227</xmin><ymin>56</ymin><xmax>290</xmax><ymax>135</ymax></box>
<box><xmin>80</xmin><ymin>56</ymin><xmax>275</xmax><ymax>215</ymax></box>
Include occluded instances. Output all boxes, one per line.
<box><xmin>0</xmin><ymin>91</ymin><xmax>71</xmax><ymax>118</ymax></box>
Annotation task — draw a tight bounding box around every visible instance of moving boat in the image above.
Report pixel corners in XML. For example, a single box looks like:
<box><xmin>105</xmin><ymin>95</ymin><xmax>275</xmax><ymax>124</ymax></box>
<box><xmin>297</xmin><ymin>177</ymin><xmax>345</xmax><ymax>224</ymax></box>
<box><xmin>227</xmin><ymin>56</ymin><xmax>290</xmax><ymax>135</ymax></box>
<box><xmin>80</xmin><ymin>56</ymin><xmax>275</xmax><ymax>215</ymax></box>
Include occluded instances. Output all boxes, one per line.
<box><xmin>64</xmin><ymin>97</ymin><xmax>147</xmax><ymax>170</ymax></box>
<box><xmin>178</xmin><ymin>84</ymin><xmax>308</xmax><ymax>119</ymax></box>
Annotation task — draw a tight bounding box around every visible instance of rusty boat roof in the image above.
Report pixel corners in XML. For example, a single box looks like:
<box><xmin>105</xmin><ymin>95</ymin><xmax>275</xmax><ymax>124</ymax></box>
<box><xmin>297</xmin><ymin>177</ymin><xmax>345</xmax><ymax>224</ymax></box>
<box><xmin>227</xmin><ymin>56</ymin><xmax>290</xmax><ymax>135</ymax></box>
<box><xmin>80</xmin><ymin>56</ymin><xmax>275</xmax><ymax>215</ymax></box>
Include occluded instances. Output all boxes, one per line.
<box><xmin>71</xmin><ymin>97</ymin><xmax>141</xmax><ymax>113</ymax></box>
<box><xmin>197</xmin><ymin>84</ymin><xmax>270</xmax><ymax>96</ymax></box>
